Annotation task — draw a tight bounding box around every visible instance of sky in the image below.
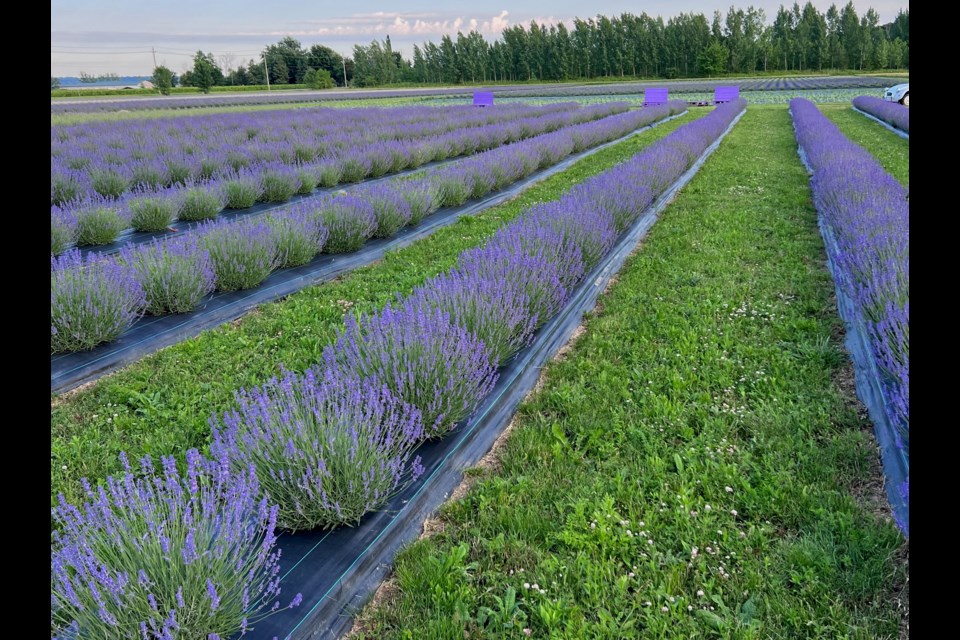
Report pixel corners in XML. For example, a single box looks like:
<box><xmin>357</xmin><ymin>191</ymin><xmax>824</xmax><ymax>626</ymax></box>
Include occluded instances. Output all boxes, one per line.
<box><xmin>51</xmin><ymin>0</ymin><xmax>909</xmax><ymax>77</ymax></box>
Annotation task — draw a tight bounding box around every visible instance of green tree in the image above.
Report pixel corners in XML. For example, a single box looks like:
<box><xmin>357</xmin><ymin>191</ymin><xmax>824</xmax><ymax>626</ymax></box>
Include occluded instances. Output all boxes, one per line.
<box><xmin>698</xmin><ymin>40</ymin><xmax>729</xmax><ymax>76</ymax></box>
<box><xmin>307</xmin><ymin>44</ymin><xmax>346</xmax><ymax>85</ymax></box>
<box><xmin>51</xmin><ymin>76</ymin><xmax>60</xmax><ymax>90</ymax></box>
<box><xmin>303</xmin><ymin>67</ymin><xmax>334</xmax><ymax>89</ymax></box>
<box><xmin>183</xmin><ymin>51</ymin><xmax>222</xmax><ymax>93</ymax></box>
<box><xmin>263</xmin><ymin>37</ymin><xmax>307</xmax><ymax>84</ymax></box>
<box><xmin>151</xmin><ymin>65</ymin><xmax>175</xmax><ymax>95</ymax></box>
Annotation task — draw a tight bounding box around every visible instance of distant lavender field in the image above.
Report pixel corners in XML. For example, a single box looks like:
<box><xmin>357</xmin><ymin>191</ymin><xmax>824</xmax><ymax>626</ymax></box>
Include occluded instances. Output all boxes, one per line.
<box><xmin>51</xmin><ymin>75</ymin><xmax>902</xmax><ymax>114</ymax></box>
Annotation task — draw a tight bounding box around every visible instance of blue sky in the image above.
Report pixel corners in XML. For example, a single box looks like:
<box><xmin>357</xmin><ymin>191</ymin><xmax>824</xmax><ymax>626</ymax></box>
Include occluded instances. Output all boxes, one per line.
<box><xmin>52</xmin><ymin>1</ymin><xmax>908</xmax><ymax>76</ymax></box>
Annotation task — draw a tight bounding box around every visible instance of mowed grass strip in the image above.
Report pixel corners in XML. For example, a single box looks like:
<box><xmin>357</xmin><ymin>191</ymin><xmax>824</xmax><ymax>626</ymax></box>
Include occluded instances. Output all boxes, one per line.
<box><xmin>51</xmin><ymin>109</ymin><xmax>705</xmax><ymax>507</ymax></box>
<box><xmin>819</xmin><ymin>103</ymin><xmax>909</xmax><ymax>188</ymax></box>
<box><xmin>353</xmin><ymin>107</ymin><xmax>906</xmax><ymax>639</ymax></box>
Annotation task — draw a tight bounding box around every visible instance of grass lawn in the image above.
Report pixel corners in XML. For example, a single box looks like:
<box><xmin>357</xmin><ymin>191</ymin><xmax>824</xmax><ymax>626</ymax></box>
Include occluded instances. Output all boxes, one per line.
<box><xmin>51</xmin><ymin>109</ymin><xmax>705</xmax><ymax>508</ymax></box>
<box><xmin>350</xmin><ymin>105</ymin><xmax>907</xmax><ymax>639</ymax></box>
<box><xmin>819</xmin><ymin>103</ymin><xmax>909</xmax><ymax>188</ymax></box>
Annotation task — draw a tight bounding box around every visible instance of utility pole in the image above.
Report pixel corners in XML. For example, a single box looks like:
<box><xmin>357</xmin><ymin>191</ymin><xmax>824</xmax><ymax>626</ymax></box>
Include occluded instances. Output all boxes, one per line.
<box><xmin>342</xmin><ymin>57</ymin><xmax>348</xmax><ymax>88</ymax></box>
<box><xmin>151</xmin><ymin>47</ymin><xmax>157</xmax><ymax>69</ymax></box>
<box><xmin>263</xmin><ymin>55</ymin><xmax>271</xmax><ymax>90</ymax></box>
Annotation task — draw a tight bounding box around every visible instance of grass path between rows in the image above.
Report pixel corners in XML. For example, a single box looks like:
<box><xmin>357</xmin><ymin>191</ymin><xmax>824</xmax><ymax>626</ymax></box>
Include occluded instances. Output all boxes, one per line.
<box><xmin>51</xmin><ymin>109</ymin><xmax>705</xmax><ymax>507</ymax></box>
<box><xmin>352</xmin><ymin>106</ymin><xmax>907</xmax><ymax>639</ymax></box>
<box><xmin>819</xmin><ymin>103</ymin><xmax>909</xmax><ymax>188</ymax></box>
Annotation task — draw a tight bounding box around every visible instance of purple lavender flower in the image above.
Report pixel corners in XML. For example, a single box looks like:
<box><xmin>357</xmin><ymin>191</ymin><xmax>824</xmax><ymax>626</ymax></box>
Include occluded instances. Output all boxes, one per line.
<box><xmin>73</xmin><ymin>199</ymin><xmax>129</xmax><ymax>246</ymax></box>
<box><xmin>316</xmin><ymin>194</ymin><xmax>378</xmax><ymax>253</ymax></box>
<box><xmin>210</xmin><ymin>366</ymin><xmax>425</xmax><ymax>531</ymax></box>
<box><xmin>221</xmin><ymin>169</ymin><xmax>262</xmax><ymax>209</ymax></box>
<box><xmin>126</xmin><ymin>186</ymin><xmax>184</xmax><ymax>232</ymax></box>
<box><xmin>200</xmin><ymin>219</ymin><xmax>279</xmax><ymax>291</ymax></box>
<box><xmin>259</xmin><ymin>165</ymin><xmax>302</xmax><ymax>203</ymax></box>
<box><xmin>400</xmin><ymin>178</ymin><xmax>439</xmax><ymax>225</ymax></box>
<box><xmin>51</xmin><ymin>205</ymin><xmax>78</xmax><ymax>255</ymax></box>
<box><xmin>51</xmin><ymin>249</ymin><xmax>146</xmax><ymax>353</ymax></box>
<box><xmin>408</xmin><ymin>269</ymin><xmax>539</xmax><ymax>365</ymax></box>
<box><xmin>178</xmin><ymin>183</ymin><xmax>226</xmax><ymax>222</ymax></box>
<box><xmin>267</xmin><ymin>203</ymin><xmax>330</xmax><ymax>268</ymax></box>
<box><xmin>356</xmin><ymin>182</ymin><xmax>414</xmax><ymax>238</ymax></box>
<box><xmin>120</xmin><ymin>235</ymin><xmax>216</xmax><ymax>315</ymax></box>
<box><xmin>324</xmin><ymin>301</ymin><xmax>499</xmax><ymax>438</ymax></box>
<box><xmin>51</xmin><ymin>449</ymin><xmax>300</xmax><ymax>638</ymax></box>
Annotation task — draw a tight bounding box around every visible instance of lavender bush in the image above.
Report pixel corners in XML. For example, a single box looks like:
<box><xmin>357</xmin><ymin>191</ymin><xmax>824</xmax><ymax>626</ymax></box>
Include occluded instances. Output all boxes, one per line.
<box><xmin>259</xmin><ymin>168</ymin><xmax>301</xmax><ymax>203</ymax></box>
<box><xmin>75</xmin><ymin>203</ymin><xmax>128</xmax><ymax>246</ymax></box>
<box><xmin>318</xmin><ymin>195</ymin><xmax>378</xmax><ymax>253</ymax></box>
<box><xmin>90</xmin><ymin>168</ymin><xmax>130</xmax><ymax>199</ymax></box>
<box><xmin>267</xmin><ymin>206</ymin><xmax>329</xmax><ymax>268</ymax></box>
<box><xmin>222</xmin><ymin>173</ymin><xmax>262</xmax><ymax>210</ymax></box>
<box><xmin>51</xmin><ymin>249</ymin><xmax>146</xmax><ymax>352</ymax></box>
<box><xmin>520</xmin><ymin>199</ymin><xmax>618</xmax><ymax>271</ymax></box>
<box><xmin>324</xmin><ymin>302</ymin><xmax>499</xmax><ymax>437</ymax></box>
<box><xmin>51</xmin><ymin>449</ymin><xmax>300</xmax><ymax>639</ymax></box>
<box><xmin>120</xmin><ymin>235</ymin><xmax>216</xmax><ymax>314</ymax></box>
<box><xmin>435</xmin><ymin>171</ymin><xmax>471</xmax><ymax>207</ymax></box>
<box><xmin>128</xmin><ymin>190</ymin><xmax>183</xmax><ymax>232</ymax></box>
<box><xmin>51</xmin><ymin>206</ymin><xmax>78</xmax><ymax>255</ymax></box>
<box><xmin>52</xmin><ymin>171</ymin><xmax>84</xmax><ymax>206</ymax></box>
<box><xmin>457</xmin><ymin>242</ymin><xmax>571</xmax><ymax>331</ymax></box>
<box><xmin>407</xmin><ymin>270</ymin><xmax>539</xmax><ymax>365</ymax></box>
<box><xmin>179</xmin><ymin>185</ymin><xmax>226</xmax><ymax>221</ymax></box>
<box><xmin>360</xmin><ymin>183</ymin><xmax>414</xmax><ymax>238</ymax></box>
<box><xmin>316</xmin><ymin>160</ymin><xmax>343</xmax><ymax>188</ymax></box>
<box><xmin>400</xmin><ymin>178</ymin><xmax>439</xmax><ymax>225</ymax></box>
<box><xmin>338</xmin><ymin>154</ymin><xmax>372</xmax><ymax>183</ymax></box>
<box><xmin>296</xmin><ymin>166</ymin><xmax>320</xmax><ymax>195</ymax></box>
<box><xmin>210</xmin><ymin>367</ymin><xmax>425</xmax><ymax>531</ymax></box>
<box><xmin>201</xmin><ymin>220</ymin><xmax>278</xmax><ymax>291</ymax></box>
<box><xmin>483</xmin><ymin>224</ymin><xmax>586</xmax><ymax>292</ymax></box>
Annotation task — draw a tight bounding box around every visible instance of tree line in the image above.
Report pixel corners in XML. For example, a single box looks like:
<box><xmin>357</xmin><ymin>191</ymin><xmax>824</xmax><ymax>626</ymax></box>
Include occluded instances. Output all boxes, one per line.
<box><xmin>144</xmin><ymin>1</ymin><xmax>907</xmax><ymax>93</ymax></box>
<box><xmin>402</xmin><ymin>2</ymin><xmax>908</xmax><ymax>85</ymax></box>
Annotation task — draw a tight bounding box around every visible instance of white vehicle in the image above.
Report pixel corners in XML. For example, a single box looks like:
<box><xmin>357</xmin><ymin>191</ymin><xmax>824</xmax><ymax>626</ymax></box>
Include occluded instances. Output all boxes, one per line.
<box><xmin>883</xmin><ymin>82</ymin><xmax>909</xmax><ymax>106</ymax></box>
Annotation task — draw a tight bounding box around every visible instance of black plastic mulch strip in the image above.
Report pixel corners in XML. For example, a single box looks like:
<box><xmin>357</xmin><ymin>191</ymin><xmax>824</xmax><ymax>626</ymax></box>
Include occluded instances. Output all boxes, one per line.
<box><xmin>51</xmin><ymin>112</ymin><xmax>687</xmax><ymax>394</ymax></box>
<box><xmin>851</xmin><ymin>106</ymin><xmax>909</xmax><ymax>139</ymax></box>
<box><xmin>794</xmin><ymin>140</ymin><xmax>909</xmax><ymax>536</ymax></box>
<box><xmin>237</xmin><ymin>107</ymin><xmax>744</xmax><ymax>640</ymax></box>
<box><xmin>74</xmin><ymin>158</ymin><xmax>457</xmax><ymax>259</ymax></box>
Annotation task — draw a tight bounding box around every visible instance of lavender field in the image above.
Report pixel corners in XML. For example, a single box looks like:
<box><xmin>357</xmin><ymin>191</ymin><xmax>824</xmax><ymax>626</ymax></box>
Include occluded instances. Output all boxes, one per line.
<box><xmin>51</xmin><ymin>92</ymin><xmax>908</xmax><ymax>639</ymax></box>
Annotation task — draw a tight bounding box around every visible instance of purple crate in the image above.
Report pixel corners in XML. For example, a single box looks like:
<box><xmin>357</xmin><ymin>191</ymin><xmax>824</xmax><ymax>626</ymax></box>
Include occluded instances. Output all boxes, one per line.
<box><xmin>714</xmin><ymin>86</ymin><xmax>740</xmax><ymax>104</ymax></box>
<box><xmin>473</xmin><ymin>91</ymin><xmax>494</xmax><ymax>107</ymax></box>
<box><xmin>643</xmin><ymin>87</ymin><xmax>669</xmax><ymax>106</ymax></box>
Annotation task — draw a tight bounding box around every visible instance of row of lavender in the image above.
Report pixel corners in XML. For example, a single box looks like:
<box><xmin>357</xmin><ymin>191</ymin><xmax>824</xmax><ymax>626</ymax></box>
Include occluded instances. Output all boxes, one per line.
<box><xmin>51</xmin><ymin>102</ymin><xmax>687</xmax><ymax>353</ymax></box>
<box><xmin>50</xmin><ymin>75</ymin><xmax>894</xmax><ymax>113</ymax></box>
<box><xmin>51</xmin><ymin>102</ymin><xmax>618</xmax><ymax>208</ymax></box>
<box><xmin>50</xmin><ymin>105</ymin><xmax>631</xmax><ymax>252</ymax></box>
<box><xmin>789</xmin><ymin>98</ymin><xmax>908</xmax><ymax>531</ymax></box>
<box><xmin>852</xmin><ymin>95</ymin><xmax>910</xmax><ymax>134</ymax></box>
<box><xmin>52</xmin><ymin>98</ymin><xmax>745</xmax><ymax>640</ymax></box>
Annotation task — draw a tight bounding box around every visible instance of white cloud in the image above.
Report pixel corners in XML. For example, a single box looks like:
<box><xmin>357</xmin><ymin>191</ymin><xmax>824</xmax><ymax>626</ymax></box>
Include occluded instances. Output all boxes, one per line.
<box><xmin>242</xmin><ymin>10</ymin><xmax>515</xmax><ymax>39</ymax></box>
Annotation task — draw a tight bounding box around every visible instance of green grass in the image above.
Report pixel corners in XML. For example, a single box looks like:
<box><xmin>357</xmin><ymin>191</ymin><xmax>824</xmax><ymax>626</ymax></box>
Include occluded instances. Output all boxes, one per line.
<box><xmin>50</xmin><ymin>109</ymin><xmax>704</xmax><ymax>508</ymax></box>
<box><xmin>352</xmin><ymin>106</ymin><xmax>906</xmax><ymax>639</ymax></box>
<box><xmin>819</xmin><ymin>104</ymin><xmax>909</xmax><ymax>188</ymax></box>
